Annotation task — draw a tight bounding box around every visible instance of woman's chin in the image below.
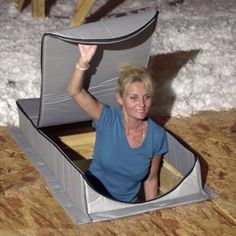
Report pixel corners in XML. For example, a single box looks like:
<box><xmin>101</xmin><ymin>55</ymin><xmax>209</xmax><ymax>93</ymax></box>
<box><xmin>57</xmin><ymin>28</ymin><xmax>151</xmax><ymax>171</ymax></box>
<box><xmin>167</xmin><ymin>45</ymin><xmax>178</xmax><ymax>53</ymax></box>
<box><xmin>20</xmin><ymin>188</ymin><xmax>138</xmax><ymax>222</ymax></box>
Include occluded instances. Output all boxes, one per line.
<box><xmin>134</xmin><ymin>113</ymin><xmax>147</xmax><ymax>120</ymax></box>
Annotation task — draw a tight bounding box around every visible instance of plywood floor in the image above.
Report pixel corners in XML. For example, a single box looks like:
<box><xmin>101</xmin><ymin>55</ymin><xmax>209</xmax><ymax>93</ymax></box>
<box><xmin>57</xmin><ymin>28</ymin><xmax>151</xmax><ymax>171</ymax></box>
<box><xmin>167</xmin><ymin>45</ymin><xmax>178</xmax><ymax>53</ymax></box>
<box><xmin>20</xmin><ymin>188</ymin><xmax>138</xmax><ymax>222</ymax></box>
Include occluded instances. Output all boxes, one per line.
<box><xmin>0</xmin><ymin>110</ymin><xmax>236</xmax><ymax>236</ymax></box>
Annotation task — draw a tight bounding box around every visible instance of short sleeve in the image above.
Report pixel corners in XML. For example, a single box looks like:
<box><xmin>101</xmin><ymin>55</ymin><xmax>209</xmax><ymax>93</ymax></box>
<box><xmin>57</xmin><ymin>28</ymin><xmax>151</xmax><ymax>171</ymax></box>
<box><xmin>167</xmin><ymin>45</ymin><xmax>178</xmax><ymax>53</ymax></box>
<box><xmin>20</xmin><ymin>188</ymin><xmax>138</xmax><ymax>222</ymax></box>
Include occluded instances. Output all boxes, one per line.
<box><xmin>92</xmin><ymin>104</ymin><xmax>116</xmax><ymax>130</ymax></box>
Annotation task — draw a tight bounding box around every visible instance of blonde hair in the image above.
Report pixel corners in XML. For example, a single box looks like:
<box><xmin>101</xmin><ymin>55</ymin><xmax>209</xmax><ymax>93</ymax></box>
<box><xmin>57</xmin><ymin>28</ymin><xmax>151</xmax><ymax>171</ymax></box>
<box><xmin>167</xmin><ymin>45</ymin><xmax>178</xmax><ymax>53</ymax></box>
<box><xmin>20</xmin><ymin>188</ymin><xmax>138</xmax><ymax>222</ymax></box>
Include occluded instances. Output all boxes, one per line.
<box><xmin>116</xmin><ymin>64</ymin><xmax>153</xmax><ymax>96</ymax></box>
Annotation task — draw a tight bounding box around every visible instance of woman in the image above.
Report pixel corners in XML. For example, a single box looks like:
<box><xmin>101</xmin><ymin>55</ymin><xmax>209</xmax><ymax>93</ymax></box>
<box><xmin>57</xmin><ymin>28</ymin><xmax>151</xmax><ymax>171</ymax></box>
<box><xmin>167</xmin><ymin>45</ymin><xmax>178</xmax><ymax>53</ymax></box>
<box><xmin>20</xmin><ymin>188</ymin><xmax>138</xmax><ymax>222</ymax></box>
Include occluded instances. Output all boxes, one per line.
<box><xmin>67</xmin><ymin>44</ymin><xmax>168</xmax><ymax>203</ymax></box>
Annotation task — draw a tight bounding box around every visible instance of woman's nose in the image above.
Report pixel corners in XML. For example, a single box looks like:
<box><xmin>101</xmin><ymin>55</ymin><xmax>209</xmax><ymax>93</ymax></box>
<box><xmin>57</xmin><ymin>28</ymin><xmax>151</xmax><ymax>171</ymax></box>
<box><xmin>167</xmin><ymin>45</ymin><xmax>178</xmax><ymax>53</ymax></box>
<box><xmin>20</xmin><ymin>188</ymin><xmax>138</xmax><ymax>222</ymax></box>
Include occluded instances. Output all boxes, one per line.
<box><xmin>138</xmin><ymin>97</ymin><xmax>145</xmax><ymax>107</ymax></box>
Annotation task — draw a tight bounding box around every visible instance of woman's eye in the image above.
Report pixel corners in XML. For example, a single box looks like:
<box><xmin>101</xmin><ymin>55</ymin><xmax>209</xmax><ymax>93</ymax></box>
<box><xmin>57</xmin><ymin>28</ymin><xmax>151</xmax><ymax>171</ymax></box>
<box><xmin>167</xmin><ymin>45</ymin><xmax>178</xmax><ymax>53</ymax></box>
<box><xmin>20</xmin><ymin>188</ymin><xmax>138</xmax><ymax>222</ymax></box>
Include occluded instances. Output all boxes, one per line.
<box><xmin>145</xmin><ymin>95</ymin><xmax>151</xmax><ymax>100</ymax></box>
<box><xmin>130</xmin><ymin>96</ymin><xmax>138</xmax><ymax>101</ymax></box>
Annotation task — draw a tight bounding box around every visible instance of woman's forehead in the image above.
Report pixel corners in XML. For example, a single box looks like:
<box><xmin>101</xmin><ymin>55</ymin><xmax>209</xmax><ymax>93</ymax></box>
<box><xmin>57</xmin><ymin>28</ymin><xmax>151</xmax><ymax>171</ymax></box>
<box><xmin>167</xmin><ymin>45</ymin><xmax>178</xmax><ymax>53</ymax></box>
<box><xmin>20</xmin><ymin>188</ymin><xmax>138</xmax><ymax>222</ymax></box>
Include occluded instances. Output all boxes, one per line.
<box><xmin>125</xmin><ymin>81</ymin><xmax>150</xmax><ymax>94</ymax></box>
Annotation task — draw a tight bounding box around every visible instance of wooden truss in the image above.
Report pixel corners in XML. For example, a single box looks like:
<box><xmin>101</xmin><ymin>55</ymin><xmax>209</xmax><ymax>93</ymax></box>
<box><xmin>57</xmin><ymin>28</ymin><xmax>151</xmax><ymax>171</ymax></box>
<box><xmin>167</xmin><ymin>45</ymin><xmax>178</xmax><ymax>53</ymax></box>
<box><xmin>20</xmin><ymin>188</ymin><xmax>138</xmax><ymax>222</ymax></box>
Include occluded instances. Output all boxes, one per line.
<box><xmin>14</xmin><ymin>0</ymin><xmax>96</xmax><ymax>26</ymax></box>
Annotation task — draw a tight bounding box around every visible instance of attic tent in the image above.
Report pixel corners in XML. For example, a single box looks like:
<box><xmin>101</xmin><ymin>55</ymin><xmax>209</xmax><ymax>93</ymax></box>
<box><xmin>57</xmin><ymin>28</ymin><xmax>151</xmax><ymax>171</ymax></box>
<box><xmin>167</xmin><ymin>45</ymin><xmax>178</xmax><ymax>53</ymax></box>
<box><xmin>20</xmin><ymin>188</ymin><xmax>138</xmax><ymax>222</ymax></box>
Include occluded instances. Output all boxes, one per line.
<box><xmin>12</xmin><ymin>10</ymin><xmax>215</xmax><ymax>224</ymax></box>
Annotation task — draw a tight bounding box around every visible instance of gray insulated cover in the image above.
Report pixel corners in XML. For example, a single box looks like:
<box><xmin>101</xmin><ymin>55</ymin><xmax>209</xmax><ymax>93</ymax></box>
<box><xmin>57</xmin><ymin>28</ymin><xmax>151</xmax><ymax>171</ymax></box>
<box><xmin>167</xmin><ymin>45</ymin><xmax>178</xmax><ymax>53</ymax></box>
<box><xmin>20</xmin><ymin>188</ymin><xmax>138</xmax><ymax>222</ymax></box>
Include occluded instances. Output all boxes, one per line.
<box><xmin>38</xmin><ymin>10</ymin><xmax>158</xmax><ymax>127</ymax></box>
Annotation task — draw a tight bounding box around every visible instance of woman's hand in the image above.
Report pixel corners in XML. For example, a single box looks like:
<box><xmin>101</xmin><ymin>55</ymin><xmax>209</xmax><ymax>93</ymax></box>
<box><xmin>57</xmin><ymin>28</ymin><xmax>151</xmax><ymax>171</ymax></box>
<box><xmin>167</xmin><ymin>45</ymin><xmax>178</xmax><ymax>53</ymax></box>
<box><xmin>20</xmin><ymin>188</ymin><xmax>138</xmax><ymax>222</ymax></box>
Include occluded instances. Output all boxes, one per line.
<box><xmin>78</xmin><ymin>44</ymin><xmax>97</xmax><ymax>66</ymax></box>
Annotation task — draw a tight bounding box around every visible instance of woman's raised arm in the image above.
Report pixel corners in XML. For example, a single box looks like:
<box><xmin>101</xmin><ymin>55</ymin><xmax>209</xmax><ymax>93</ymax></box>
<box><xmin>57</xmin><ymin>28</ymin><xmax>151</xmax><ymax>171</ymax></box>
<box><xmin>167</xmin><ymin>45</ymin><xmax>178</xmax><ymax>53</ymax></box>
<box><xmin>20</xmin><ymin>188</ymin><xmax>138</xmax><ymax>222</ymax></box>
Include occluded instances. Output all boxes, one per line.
<box><xmin>67</xmin><ymin>44</ymin><xmax>103</xmax><ymax>121</ymax></box>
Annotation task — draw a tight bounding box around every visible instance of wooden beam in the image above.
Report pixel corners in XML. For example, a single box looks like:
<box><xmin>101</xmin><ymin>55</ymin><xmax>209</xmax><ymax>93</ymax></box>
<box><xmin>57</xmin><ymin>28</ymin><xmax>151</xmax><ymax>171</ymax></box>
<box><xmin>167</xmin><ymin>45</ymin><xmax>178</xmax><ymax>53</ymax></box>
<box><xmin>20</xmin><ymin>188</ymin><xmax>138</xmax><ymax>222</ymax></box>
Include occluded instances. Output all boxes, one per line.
<box><xmin>14</xmin><ymin>0</ymin><xmax>25</xmax><ymax>11</ymax></box>
<box><xmin>160</xmin><ymin>160</ymin><xmax>183</xmax><ymax>193</ymax></box>
<box><xmin>14</xmin><ymin>0</ymin><xmax>45</xmax><ymax>18</ymax></box>
<box><xmin>70</xmin><ymin>0</ymin><xmax>96</xmax><ymax>27</ymax></box>
<box><xmin>32</xmin><ymin>0</ymin><xmax>45</xmax><ymax>18</ymax></box>
<box><xmin>59</xmin><ymin>131</ymin><xmax>95</xmax><ymax>159</ymax></box>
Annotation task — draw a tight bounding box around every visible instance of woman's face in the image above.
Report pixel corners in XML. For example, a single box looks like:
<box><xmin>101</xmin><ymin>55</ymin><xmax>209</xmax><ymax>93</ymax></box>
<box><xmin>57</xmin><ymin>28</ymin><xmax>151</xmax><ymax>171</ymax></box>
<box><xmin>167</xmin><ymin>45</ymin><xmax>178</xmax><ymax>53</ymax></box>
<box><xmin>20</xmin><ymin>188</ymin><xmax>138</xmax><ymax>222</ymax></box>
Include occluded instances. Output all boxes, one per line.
<box><xmin>116</xmin><ymin>81</ymin><xmax>152</xmax><ymax>121</ymax></box>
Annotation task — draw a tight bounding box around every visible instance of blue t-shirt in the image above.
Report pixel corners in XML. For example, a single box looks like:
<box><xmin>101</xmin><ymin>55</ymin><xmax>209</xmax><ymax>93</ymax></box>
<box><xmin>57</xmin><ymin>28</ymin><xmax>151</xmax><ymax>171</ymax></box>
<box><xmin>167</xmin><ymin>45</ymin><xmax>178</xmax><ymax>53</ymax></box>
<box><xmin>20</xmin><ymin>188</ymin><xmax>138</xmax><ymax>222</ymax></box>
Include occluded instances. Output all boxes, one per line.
<box><xmin>89</xmin><ymin>105</ymin><xmax>168</xmax><ymax>202</ymax></box>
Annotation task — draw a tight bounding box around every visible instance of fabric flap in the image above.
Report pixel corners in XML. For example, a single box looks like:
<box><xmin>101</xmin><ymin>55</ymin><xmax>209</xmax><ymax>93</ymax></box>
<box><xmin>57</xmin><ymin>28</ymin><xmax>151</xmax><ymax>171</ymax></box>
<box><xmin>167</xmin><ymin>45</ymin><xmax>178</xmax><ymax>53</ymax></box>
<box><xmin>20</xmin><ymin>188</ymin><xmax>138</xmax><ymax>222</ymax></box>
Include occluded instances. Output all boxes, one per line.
<box><xmin>38</xmin><ymin>10</ymin><xmax>158</xmax><ymax>127</ymax></box>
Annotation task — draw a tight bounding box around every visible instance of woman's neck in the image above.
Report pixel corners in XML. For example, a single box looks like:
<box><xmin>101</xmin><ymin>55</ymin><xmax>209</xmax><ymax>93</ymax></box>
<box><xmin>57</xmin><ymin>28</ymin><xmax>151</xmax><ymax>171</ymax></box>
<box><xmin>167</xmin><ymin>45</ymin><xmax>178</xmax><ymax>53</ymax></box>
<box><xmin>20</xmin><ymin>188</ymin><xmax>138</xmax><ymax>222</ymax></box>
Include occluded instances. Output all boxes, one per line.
<box><xmin>122</xmin><ymin>113</ymin><xmax>147</xmax><ymax>148</ymax></box>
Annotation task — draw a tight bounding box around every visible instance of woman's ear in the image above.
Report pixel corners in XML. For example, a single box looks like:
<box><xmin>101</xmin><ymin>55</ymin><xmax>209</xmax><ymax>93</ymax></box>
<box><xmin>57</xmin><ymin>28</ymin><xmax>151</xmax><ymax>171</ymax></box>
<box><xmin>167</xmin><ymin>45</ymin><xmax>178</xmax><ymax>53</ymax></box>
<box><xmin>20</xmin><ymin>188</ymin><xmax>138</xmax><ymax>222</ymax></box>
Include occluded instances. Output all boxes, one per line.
<box><xmin>116</xmin><ymin>93</ymin><xmax>123</xmax><ymax>106</ymax></box>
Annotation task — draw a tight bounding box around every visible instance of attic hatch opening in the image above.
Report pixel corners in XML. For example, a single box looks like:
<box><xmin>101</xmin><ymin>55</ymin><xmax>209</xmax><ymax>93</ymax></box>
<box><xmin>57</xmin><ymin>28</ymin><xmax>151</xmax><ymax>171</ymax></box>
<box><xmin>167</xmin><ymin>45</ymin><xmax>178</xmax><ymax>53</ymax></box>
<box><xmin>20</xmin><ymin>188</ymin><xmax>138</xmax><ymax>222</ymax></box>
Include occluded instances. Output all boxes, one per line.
<box><xmin>42</xmin><ymin>121</ymin><xmax>184</xmax><ymax>201</ymax></box>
